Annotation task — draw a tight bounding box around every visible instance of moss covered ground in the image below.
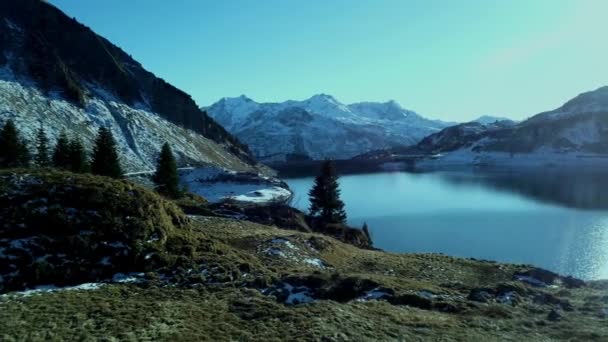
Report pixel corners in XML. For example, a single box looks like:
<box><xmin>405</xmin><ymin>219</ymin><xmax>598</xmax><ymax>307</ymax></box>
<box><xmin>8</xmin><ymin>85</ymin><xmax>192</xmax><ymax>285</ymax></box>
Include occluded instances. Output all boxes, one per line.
<box><xmin>1</xmin><ymin>170</ymin><xmax>607</xmax><ymax>341</ymax></box>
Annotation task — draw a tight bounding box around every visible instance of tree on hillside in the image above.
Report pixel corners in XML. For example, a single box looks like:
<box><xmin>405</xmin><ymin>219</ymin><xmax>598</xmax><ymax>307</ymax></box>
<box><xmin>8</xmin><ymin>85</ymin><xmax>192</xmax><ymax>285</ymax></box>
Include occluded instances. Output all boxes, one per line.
<box><xmin>0</xmin><ymin>119</ymin><xmax>30</xmax><ymax>168</ymax></box>
<box><xmin>68</xmin><ymin>137</ymin><xmax>88</xmax><ymax>173</ymax></box>
<box><xmin>308</xmin><ymin>159</ymin><xmax>347</xmax><ymax>225</ymax></box>
<box><xmin>91</xmin><ymin>127</ymin><xmax>123</xmax><ymax>178</ymax></box>
<box><xmin>362</xmin><ymin>222</ymin><xmax>372</xmax><ymax>246</ymax></box>
<box><xmin>153</xmin><ymin>142</ymin><xmax>181</xmax><ymax>198</ymax></box>
<box><xmin>52</xmin><ymin>131</ymin><xmax>71</xmax><ymax>169</ymax></box>
<box><xmin>34</xmin><ymin>125</ymin><xmax>50</xmax><ymax>167</ymax></box>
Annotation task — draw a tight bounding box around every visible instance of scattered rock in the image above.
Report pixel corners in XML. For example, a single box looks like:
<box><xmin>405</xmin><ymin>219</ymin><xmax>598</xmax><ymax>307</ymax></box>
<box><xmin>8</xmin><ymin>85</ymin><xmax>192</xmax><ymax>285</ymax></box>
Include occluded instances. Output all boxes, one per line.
<box><xmin>388</xmin><ymin>293</ymin><xmax>433</xmax><ymax>310</ymax></box>
<box><xmin>547</xmin><ymin>309</ymin><xmax>562</xmax><ymax>322</ymax></box>
<box><xmin>468</xmin><ymin>288</ymin><xmax>495</xmax><ymax>303</ymax></box>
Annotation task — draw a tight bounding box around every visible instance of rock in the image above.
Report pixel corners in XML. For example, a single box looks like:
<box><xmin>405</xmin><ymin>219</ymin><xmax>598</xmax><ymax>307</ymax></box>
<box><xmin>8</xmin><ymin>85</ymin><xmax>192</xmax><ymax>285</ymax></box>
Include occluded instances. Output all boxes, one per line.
<box><xmin>562</xmin><ymin>276</ymin><xmax>585</xmax><ymax>289</ymax></box>
<box><xmin>514</xmin><ymin>268</ymin><xmax>585</xmax><ymax>289</ymax></box>
<box><xmin>547</xmin><ymin>309</ymin><xmax>562</xmax><ymax>322</ymax></box>
<box><xmin>468</xmin><ymin>288</ymin><xmax>495</xmax><ymax>303</ymax></box>
<box><xmin>433</xmin><ymin>301</ymin><xmax>462</xmax><ymax>313</ymax></box>
<box><xmin>389</xmin><ymin>293</ymin><xmax>433</xmax><ymax>310</ymax></box>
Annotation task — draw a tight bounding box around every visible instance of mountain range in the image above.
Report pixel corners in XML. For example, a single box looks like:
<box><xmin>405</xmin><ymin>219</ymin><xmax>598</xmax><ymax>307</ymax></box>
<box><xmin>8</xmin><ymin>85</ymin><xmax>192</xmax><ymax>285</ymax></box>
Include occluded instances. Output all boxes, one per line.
<box><xmin>205</xmin><ymin>94</ymin><xmax>452</xmax><ymax>162</ymax></box>
<box><xmin>0</xmin><ymin>0</ymin><xmax>259</xmax><ymax>173</ymax></box>
<box><xmin>383</xmin><ymin>86</ymin><xmax>608</xmax><ymax>167</ymax></box>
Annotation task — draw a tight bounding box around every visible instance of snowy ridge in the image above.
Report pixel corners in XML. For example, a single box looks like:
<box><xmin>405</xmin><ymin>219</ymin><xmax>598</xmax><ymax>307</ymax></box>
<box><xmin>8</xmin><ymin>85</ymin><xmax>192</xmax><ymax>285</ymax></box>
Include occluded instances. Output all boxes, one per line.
<box><xmin>414</xmin><ymin>86</ymin><xmax>608</xmax><ymax>167</ymax></box>
<box><xmin>0</xmin><ymin>64</ymin><xmax>256</xmax><ymax>173</ymax></box>
<box><xmin>205</xmin><ymin>95</ymin><xmax>451</xmax><ymax>162</ymax></box>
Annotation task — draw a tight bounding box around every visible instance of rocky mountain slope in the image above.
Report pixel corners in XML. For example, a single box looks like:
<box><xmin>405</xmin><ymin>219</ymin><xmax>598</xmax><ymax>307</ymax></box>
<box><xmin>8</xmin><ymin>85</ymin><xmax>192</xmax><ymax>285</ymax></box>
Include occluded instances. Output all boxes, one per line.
<box><xmin>363</xmin><ymin>86</ymin><xmax>608</xmax><ymax>167</ymax></box>
<box><xmin>1</xmin><ymin>169</ymin><xmax>606</xmax><ymax>340</ymax></box>
<box><xmin>205</xmin><ymin>94</ymin><xmax>451</xmax><ymax>162</ymax></box>
<box><xmin>0</xmin><ymin>0</ymin><xmax>257</xmax><ymax>172</ymax></box>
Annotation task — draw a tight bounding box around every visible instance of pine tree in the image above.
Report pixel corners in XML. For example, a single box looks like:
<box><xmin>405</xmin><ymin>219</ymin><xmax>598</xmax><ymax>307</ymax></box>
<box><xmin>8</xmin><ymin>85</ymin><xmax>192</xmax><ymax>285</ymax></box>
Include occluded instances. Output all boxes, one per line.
<box><xmin>68</xmin><ymin>137</ymin><xmax>88</xmax><ymax>173</ymax></box>
<box><xmin>91</xmin><ymin>127</ymin><xmax>123</xmax><ymax>178</ymax></box>
<box><xmin>308</xmin><ymin>159</ymin><xmax>347</xmax><ymax>224</ymax></box>
<box><xmin>34</xmin><ymin>125</ymin><xmax>50</xmax><ymax>167</ymax></box>
<box><xmin>362</xmin><ymin>222</ymin><xmax>372</xmax><ymax>245</ymax></box>
<box><xmin>52</xmin><ymin>131</ymin><xmax>71</xmax><ymax>169</ymax></box>
<box><xmin>153</xmin><ymin>142</ymin><xmax>181</xmax><ymax>198</ymax></box>
<box><xmin>0</xmin><ymin>119</ymin><xmax>29</xmax><ymax>168</ymax></box>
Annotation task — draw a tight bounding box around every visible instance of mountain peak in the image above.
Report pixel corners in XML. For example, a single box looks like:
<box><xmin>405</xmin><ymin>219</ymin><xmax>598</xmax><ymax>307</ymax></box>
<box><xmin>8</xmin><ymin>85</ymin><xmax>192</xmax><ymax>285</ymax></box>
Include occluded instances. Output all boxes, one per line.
<box><xmin>307</xmin><ymin>93</ymin><xmax>339</xmax><ymax>104</ymax></box>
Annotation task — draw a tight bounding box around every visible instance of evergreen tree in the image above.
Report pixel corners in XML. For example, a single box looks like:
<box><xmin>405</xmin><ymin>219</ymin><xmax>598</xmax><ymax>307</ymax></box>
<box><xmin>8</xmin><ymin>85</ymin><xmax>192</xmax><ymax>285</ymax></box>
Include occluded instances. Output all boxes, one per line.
<box><xmin>362</xmin><ymin>222</ymin><xmax>372</xmax><ymax>245</ymax></box>
<box><xmin>34</xmin><ymin>125</ymin><xmax>50</xmax><ymax>167</ymax></box>
<box><xmin>68</xmin><ymin>137</ymin><xmax>88</xmax><ymax>173</ymax></box>
<box><xmin>52</xmin><ymin>131</ymin><xmax>71</xmax><ymax>169</ymax></box>
<box><xmin>153</xmin><ymin>142</ymin><xmax>181</xmax><ymax>198</ymax></box>
<box><xmin>0</xmin><ymin>119</ymin><xmax>29</xmax><ymax>168</ymax></box>
<box><xmin>91</xmin><ymin>127</ymin><xmax>123</xmax><ymax>178</ymax></box>
<box><xmin>308</xmin><ymin>160</ymin><xmax>347</xmax><ymax>224</ymax></box>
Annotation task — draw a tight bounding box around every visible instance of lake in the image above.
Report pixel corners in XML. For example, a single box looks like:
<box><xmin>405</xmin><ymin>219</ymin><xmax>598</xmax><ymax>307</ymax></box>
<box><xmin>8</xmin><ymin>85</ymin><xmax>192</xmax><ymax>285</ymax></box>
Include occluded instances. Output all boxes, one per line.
<box><xmin>285</xmin><ymin>168</ymin><xmax>608</xmax><ymax>280</ymax></box>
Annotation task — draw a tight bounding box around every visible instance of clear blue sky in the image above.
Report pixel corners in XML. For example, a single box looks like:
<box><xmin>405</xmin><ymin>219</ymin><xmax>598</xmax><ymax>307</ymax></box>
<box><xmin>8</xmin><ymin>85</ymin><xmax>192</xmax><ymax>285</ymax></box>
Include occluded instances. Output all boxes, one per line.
<box><xmin>50</xmin><ymin>0</ymin><xmax>608</xmax><ymax>121</ymax></box>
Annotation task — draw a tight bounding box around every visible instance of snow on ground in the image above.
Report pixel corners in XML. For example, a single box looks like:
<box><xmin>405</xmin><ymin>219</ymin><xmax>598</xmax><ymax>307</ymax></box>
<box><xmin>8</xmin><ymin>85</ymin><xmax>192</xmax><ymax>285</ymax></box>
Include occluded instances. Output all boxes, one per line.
<box><xmin>0</xmin><ymin>283</ymin><xmax>106</xmax><ymax>297</ymax></box>
<box><xmin>180</xmin><ymin>167</ymin><xmax>292</xmax><ymax>205</ymax></box>
<box><xmin>0</xmin><ymin>272</ymin><xmax>146</xmax><ymax>297</ymax></box>
<box><xmin>282</xmin><ymin>283</ymin><xmax>315</xmax><ymax>305</ymax></box>
<box><xmin>416</xmin><ymin>147</ymin><xmax>608</xmax><ymax>169</ymax></box>
<box><xmin>302</xmin><ymin>258</ymin><xmax>326</xmax><ymax>268</ymax></box>
<box><xmin>358</xmin><ymin>288</ymin><xmax>393</xmax><ymax>301</ymax></box>
<box><xmin>0</xmin><ymin>63</ymin><xmax>254</xmax><ymax>173</ymax></box>
<box><xmin>232</xmin><ymin>187</ymin><xmax>292</xmax><ymax>203</ymax></box>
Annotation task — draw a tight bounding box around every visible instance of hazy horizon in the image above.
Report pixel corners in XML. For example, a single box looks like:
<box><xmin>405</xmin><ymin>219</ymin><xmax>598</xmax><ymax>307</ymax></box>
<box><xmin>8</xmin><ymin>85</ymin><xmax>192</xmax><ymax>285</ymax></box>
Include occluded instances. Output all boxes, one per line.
<box><xmin>49</xmin><ymin>0</ymin><xmax>608</xmax><ymax>122</ymax></box>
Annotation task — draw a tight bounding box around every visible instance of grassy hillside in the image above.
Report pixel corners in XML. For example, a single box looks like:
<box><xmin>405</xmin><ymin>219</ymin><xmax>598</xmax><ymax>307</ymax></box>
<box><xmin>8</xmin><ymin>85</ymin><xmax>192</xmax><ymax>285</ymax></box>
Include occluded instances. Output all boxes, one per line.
<box><xmin>0</xmin><ymin>170</ymin><xmax>607</xmax><ymax>341</ymax></box>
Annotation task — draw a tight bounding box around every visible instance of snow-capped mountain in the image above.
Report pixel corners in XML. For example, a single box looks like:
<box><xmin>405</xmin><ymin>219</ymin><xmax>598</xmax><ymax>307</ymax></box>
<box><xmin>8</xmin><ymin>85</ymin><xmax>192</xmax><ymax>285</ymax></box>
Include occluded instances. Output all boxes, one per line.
<box><xmin>414</xmin><ymin>86</ymin><xmax>608</xmax><ymax>166</ymax></box>
<box><xmin>205</xmin><ymin>94</ymin><xmax>451</xmax><ymax>162</ymax></box>
<box><xmin>0</xmin><ymin>0</ymin><xmax>258</xmax><ymax>173</ymax></box>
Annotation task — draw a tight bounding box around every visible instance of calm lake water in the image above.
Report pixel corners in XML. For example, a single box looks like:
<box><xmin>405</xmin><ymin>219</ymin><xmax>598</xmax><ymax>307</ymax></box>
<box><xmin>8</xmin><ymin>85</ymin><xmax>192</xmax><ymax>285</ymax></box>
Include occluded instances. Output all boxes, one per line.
<box><xmin>285</xmin><ymin>168</ymin><xmax>608</xmax><ymax>280</ymax></box>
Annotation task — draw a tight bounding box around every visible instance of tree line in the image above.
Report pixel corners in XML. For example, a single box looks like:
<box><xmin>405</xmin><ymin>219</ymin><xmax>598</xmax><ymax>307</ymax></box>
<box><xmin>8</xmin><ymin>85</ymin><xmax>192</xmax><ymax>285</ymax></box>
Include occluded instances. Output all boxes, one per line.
<box><xmin>0</xmin><ymin>119</ymin><xmax>182</xmax><ymax>198</ymax></box>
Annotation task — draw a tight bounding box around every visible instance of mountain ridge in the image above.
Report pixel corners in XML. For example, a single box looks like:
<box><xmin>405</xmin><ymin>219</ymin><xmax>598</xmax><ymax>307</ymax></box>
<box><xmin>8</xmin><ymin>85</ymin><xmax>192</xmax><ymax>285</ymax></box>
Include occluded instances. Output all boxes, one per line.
<box><xmin>0</xmin><ymin>0</ymin><xmax>259</xmax><ymax>172</ymax></box>
<box><xmin>205</xmin><ymin>94</ymin><xmax>452</xmax><ymax>162</ymax></box>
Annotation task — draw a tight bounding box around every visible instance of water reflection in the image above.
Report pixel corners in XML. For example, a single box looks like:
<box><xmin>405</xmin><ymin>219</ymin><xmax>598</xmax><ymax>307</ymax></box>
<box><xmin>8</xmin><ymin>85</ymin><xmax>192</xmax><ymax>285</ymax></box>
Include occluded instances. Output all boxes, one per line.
<box><xmin>437</xmin><ymin>167</ymin><xmax>608</xmax><ymax>210</ymax></box>
<box><xmin>285</xmin><ymin>169</ymin><xmax>608</xmax><ymax>280</ymax></box>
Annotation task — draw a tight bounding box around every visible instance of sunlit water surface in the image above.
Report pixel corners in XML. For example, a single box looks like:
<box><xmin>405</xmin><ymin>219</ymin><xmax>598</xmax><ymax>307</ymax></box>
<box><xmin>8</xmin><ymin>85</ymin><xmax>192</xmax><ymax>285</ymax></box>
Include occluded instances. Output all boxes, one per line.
<box><xmin>285</xmin><ymin>169</ymin><xmax>608</xmax><ymax>280</ymax></box>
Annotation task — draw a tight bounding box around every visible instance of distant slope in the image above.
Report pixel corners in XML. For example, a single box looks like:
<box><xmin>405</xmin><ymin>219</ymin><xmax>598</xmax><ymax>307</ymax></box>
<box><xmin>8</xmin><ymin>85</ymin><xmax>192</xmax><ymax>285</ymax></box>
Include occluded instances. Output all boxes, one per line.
<box><xmin>205</xmin><ymin>94</ymin><xmax>451</xmax><ymax>162</ymax></box>
<box><xmin>0</xmin><ymin>0</ymin><xmax>256</xmax><ymax>172</ymax></box>
<box><xmin>414</xmin><ymin>86</ymin><xmax>608</xmax><ymax>166</ymax></box>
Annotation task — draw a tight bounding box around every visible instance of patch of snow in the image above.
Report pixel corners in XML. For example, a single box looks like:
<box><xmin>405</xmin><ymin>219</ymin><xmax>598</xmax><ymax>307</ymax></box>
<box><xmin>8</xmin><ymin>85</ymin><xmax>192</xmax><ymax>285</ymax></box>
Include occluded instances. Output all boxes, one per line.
<box><xmin>283</xmin><ymin>283</ymin><xmax>315</xmax><ymax>305</ymax></box>
<box><xmin>1</xmin><ymin>283</ymin><xmax>104</xmax><ymax>297</ymax></box>
<box><xmin>515</xmin><ymin>275</ymin><xmax>547</xmax><ymax>287</ymax></box>
<box><xmin>264</xmin><ymin>247</ymin><xmax>287</xmax><ymax>258</ymax></box>
<box><xmin>146</xmin><ymin>233</ymin><xmax>160</xmax><ymax>243</ymax></box>
<box><xmin>302</xmin><ymin>258</ymin><xmax>325</xmax><ymax>268</ymax></box>
<box><xmin>418</xmin><ymin>290</ymin><xmax>435</xmax><ymax>299</ymax></box>
<box><xmin>111</xmin><ymin>272</ymin><xmax>145</xmax><ymax>283</ymax></box>
<box><xmin>497</xmin><ymin>291</ymin><xmax>517</xmax><ymax>305</ymax></box>
<box><xmin>359</xmin><ymin>287</ymin><xmax>392</xmax><ymax>301</ymax></box>
<box><xmin>270</xmin><ymin>238</ymin><xmax>299</xmax><ymax>250</ymax></box>
<box><xmin>181</xmin><ymin>167</ymin><xmax>291</xmax><ymax>204</ymax></box>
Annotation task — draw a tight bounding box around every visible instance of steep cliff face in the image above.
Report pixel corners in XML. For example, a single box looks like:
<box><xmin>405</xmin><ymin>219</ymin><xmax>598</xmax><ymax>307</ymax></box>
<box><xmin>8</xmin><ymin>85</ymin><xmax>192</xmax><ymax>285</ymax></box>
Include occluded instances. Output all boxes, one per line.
<box><xmin>0</xmin><ymin>0</ymin><xmax>256</xmax><ymax>171</ymax></box>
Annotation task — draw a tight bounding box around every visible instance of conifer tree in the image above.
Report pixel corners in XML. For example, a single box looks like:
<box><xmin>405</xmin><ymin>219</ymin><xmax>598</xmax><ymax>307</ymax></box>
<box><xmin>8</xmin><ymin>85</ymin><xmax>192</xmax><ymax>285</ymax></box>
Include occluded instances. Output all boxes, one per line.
<box><xmin>362</xmin><ymin>222</ymin><xmax>372</xmax><ymax>245</ymax></box>
<box><xmin>34</xmin><ymin>125</ymin><xmax>50</xmax><ymax>167</ymax></box>
<box><xmin>308</xmin><ymin>159</ymin><xmax>347</xmax><ymax>224</ymax></box>
<box><xmin>52</xmin><ymin>131</ymin><xmax>71</xmax><ymax>169</ymax></box>
<box><xmin>153</xmin><ymin>142</ymin><xmax>181</xmax><ymax>198</ymax></box>
<box><xmin>0</xmin><ymin>119</ymin><xmax>29</xmax><ymax>168</ymax></box>
<box><xmin>68</xmin><ymin>137</ymin><xmax>88</xmax><ymax>173</ymax></box>
<box><xmin>91</xmin><ymin>127</ymin><xmax>123</xmax><ymax>178</ymax></box>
